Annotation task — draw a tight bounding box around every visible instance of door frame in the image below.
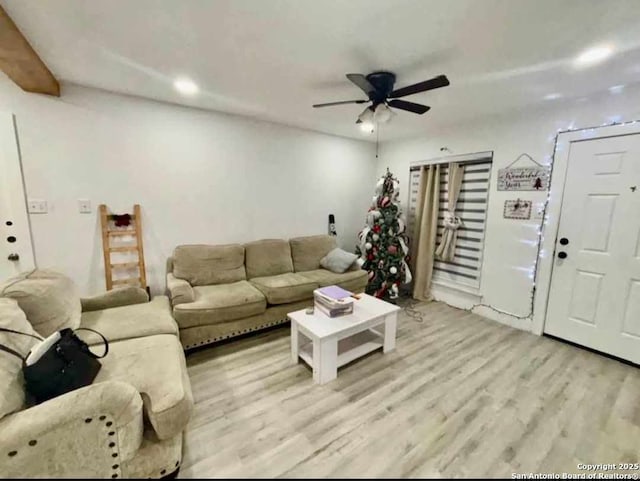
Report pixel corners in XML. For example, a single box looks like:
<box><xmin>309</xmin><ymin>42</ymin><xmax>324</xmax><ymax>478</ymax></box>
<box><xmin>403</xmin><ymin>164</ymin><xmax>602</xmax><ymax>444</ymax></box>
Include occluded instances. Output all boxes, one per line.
<box><xmin>0</xmin><ymin>112</ymin><xmax>36</xmax><ymax>278</ymax></box>
<box><xmin>532</xmin><ymin>120</ymin><xmax>640</xmax><ymax>335</ymax></box>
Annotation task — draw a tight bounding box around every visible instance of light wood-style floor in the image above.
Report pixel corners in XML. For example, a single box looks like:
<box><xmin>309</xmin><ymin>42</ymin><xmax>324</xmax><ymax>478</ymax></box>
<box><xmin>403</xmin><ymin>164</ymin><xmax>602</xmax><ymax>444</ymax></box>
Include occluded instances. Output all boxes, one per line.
<box><xmin>180</xmin><ymin>301</ymin><xmax>640</xmax><ymax>478</ymax></box>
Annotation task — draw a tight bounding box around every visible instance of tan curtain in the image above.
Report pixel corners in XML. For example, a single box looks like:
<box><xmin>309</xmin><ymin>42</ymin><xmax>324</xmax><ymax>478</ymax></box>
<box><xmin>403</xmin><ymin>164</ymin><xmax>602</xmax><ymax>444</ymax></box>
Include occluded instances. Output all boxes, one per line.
<box><xmin>435</xmin><ymin>162</ymin><xmax>464</xmax><ymax>261</ymax></box>
<box><xmin>412</xmin><ymin>164</ymin><xmax>440</xmax><ymax>301</ymax></box>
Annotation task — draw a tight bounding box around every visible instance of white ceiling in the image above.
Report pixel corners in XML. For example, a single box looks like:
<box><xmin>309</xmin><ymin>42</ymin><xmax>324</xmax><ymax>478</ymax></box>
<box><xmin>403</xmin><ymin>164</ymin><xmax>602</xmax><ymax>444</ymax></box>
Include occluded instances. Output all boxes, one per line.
<box><xmin>3</xmin><ymin>0</ymin><xmax>640</xmax><ymax>141</ymax></box>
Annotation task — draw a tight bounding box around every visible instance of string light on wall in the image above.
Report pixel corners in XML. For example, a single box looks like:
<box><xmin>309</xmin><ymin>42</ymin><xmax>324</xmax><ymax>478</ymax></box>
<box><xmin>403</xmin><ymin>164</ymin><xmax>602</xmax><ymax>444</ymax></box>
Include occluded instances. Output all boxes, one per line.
<box><xmin>421</xmin><ymin>115</ymin><xmax>640</xmax><ymax>324</ymax></box>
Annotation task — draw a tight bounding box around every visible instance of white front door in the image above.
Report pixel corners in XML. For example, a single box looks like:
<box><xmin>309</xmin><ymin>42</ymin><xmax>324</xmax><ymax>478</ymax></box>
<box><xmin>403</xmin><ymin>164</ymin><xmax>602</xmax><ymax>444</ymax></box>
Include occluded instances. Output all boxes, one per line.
<box><xmin>0</xmin><ymin>113</ymin><xmax>35</xmax><ymax>280</ymax></box>
<box><xmin>545</xmin><ymin>134</ymin><xmax>640</xmax><ymax>364</ymax></box>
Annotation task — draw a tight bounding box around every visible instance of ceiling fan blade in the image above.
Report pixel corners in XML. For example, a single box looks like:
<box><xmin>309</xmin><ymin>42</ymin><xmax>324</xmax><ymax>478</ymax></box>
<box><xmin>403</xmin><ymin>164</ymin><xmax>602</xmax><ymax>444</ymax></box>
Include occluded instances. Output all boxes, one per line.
<box><xmin>346</xmin><ymin>73</ymin><xmax>376</xmax><ymax>96</ymax></box>
<box><xmin>388</xmin><ymin>99</ymin><xmax>431</xmax><ymax>114</ymax></box>
<box><xmin>313</xmin><ymin>99</ymin><xmax>369</xmax><ymax>108</ymax></box>
<box><xmin>389</xmin><ymin>74</ymin><xmax>450</xmax><ymax>98</ymax></box>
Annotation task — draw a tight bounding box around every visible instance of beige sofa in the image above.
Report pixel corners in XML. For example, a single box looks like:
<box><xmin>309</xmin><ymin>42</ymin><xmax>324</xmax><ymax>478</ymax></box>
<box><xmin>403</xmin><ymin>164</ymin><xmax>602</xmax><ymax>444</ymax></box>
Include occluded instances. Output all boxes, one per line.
<box><xmin>0</xmin><ymin>269</ymin><xmax>192</xmax><ymax>479</ymax></box>
<box><xmin>166</xmin><ymin>235</ymin><xmax>367</xmax><ymax>350</ymax></box>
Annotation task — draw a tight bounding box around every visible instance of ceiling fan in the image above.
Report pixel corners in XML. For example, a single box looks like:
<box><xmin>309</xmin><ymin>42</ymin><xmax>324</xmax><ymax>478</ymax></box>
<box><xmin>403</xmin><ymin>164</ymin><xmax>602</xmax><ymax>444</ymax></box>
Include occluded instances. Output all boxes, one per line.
<box><xmin>313</xmin><ymin>72</ymin><xmax>450</xmax><ymax>127</ymax></box>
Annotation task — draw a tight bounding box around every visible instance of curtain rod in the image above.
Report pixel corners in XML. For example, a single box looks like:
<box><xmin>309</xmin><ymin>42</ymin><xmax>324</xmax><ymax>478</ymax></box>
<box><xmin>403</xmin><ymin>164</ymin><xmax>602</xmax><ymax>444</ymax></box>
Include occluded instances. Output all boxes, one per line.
<box><xmin>409</xmin><ymin>150</ymin><xmax>493</xmax><ymax>171</ymax></box>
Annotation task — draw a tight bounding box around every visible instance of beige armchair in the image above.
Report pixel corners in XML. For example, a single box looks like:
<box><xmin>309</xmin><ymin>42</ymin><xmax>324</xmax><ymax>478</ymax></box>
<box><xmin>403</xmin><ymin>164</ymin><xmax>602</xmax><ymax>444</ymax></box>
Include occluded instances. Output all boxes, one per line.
<box><xmin>0</xmin><ymin>269</ymin><xmax>192</xmax><ymax>479</ymax></box>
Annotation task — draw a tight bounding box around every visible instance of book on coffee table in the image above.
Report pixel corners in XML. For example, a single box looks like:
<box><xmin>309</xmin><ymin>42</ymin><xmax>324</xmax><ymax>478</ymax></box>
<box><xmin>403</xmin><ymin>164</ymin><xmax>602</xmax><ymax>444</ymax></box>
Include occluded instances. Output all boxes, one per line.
<box><xmin>314</xmin><ymin>285</ymin><xmax>354</xmax><ymax>317</ymax></box>
<box><xmin>316</xmin><ymin>285</ymin><xmax>352</xmax><ymax>300</ymax></box>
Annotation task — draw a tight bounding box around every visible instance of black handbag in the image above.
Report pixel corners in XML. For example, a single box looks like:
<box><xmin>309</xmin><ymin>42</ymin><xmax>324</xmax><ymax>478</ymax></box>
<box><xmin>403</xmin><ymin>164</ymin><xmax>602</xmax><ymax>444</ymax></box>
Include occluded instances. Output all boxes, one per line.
<box><xmin>0</xmin><ymin>327</ymin><xmax>109</xmax><ymax>404</ymax></box>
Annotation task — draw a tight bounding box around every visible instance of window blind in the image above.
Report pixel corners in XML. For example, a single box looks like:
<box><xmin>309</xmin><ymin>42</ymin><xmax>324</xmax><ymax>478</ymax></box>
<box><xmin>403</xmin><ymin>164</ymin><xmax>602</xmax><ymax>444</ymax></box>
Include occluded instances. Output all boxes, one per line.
<box><xmin>407</xmin><ymin>153</ymin><xmax>492</xmax><ymax>290</ymax></box>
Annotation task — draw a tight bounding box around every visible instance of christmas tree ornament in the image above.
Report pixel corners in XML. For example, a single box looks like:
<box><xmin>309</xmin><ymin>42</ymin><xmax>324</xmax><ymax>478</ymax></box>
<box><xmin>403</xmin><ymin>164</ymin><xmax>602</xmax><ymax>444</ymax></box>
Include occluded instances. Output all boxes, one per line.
<box><xmin>365</xmin><ymin>242</ymin><xmax>372</xmax><ymax>250</ymax></box>
<box><xmin>372</xmin><ymin>234</ymin><xmax>379</xmax><ymax>241</ymax></box>
<box><xmin>388</xmin><ymin>245</ymin><xmax>397</xmax><ymax>255</ymax></box>
<box><xmin>390</xmin><ymin>266</ymin><xmax>398</xmax><ymax>274</ymax></box>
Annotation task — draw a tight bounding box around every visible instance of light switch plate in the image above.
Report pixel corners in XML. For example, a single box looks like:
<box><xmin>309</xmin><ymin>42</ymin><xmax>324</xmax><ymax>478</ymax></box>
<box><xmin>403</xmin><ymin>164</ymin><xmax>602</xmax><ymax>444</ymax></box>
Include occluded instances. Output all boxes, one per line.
<box><xmin>27</xmin><ymin>199</ymin><xmax>47</xmax><ymax>214</ymax></box>
<box><xmin>78</xmin><ymin>199</ymin><xmax>92</xmax><ymax>214</ymax></box>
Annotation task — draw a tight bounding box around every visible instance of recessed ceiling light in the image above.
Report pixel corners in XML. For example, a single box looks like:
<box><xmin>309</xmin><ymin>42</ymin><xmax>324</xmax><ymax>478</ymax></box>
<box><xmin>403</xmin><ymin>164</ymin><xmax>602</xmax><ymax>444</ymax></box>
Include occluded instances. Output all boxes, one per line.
<box><xmin>544</xmin><ymin>93</ymin><xmax>562</xmax><ymax>101</ymax></box>
<box><xmin>174</xmin><ymin>78</ymin><xmax>199</xmax><ymax>95</ymax></box>
<box><xmin>574</xmin><ymin>45</ymin><xmax>614</xmax><ymax>67</ymax></box>
<box><xmin>608</xmin><ymin>84</ymin><xmax>625</xmax><ymax>94</ymax></box>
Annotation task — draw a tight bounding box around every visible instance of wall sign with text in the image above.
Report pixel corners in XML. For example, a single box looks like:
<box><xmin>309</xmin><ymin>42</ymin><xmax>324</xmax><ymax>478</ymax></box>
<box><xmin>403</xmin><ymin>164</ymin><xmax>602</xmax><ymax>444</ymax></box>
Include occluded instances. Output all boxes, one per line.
<box><xmin>503</xmin><ymin>199</ymin><xmax>532</xmax><ymax>220</ymax></box>
<box><xmin>497</xmin><ymin>166</ymin><xmax>549</xmax><ymax>191</ymax></box>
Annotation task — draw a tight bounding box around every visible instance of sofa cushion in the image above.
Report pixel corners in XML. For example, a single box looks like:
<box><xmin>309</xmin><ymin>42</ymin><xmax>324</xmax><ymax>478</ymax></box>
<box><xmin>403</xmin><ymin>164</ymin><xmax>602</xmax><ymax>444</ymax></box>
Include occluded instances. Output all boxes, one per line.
<box><xmin>79</xmin><ymin>296</ymin><xmax>178</xmax><ymax>345</ymax></box>
<box><xmin>0</xmin><ymin>269</ymin><xmax>81</xmax><ymax>337</ymax></box>
<box><xmin>0</xmin><ymin>298</ymin><xmax>40</xmax><ymax>419</ymax></box>
<box><xmin>320</xmin><ymin>248</ymin><xmax>358</xmax><ymax>273</ymax></box>
<box><xmin>95</xmin><ymin>334</ymin><xmax>193</xmax><ymax>440</ymax></box>
<box><xmin>173</xmin><ymin>244</ymin><xmax>245</xmax><ymax>286</ymax></box>
<box><xmin>244</xmin><ymin>239</ymin><xmax>294</xmax><ymax>279</ymax></box>
<box><xmin>289</xmin><ymin>235</ymin><xmax>337</xmax><ymax>272</ymax></box>
<box><xmin>299</xmin><ymin>268</ymin><xmax>368</xmax><ymax>292</ymax></box>
<box><xmin>250</xmin><ymin>273</ymin><xmax>318</xmax><ymax>305</ymax></box>
<box><xmin>172</xmin><ymin>281</ymin><xmax>266</xmax><ymax>328</ymax></box>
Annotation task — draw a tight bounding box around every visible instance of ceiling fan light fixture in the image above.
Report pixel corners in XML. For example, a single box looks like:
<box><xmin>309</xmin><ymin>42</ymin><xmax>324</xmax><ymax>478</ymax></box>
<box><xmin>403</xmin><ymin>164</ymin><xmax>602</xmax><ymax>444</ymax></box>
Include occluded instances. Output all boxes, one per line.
<box><xmin>374</xmin><ymin>103</ymin><xmax>395</xmax><ymax>123</ymax></box>
<box><xmin>359</xmin><ymin>121</ymin><xmax>375</xmax><ymax>135</ymax></box>
<box><xmin>357</xmin><ymin>106</ymin><xmax>375</xmax><ymax>124</ymax></box>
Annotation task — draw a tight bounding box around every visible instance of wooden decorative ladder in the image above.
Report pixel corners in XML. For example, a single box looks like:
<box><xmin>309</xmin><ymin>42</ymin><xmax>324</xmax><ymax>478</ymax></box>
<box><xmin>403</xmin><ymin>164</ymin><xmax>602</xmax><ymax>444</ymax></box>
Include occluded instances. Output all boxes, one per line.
<box><xmin>99</xmin><ymin>204</ymin><xmax>147</xmax><ymax>291</ymax></box>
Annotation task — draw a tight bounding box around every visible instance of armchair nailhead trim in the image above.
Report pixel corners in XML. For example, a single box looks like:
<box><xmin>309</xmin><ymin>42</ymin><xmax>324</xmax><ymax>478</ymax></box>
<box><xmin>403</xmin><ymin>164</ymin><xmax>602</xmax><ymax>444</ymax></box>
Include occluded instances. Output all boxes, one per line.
<box><xmin>161</xmin><ymin>469</ymin><xmax>167</xmax><ymax>475</ymax></box>
<box><xmin>28</xmin><ymin>440</ymin><xmax>37</xmax><ymax>446</ymax></box>
<box><xmin>99</xmin><ymin>415</ymin><xmax>106</xmax><ymax>420</ymax></box>
<box><xmin>7</xmin><ymin>450</ymin><xmax>17</xmax><ymax>457</ymax></box>
<box><xmin>85</xmin><ymin>417</ymin><xmax>92</xmax><ymax>423</ymax></box>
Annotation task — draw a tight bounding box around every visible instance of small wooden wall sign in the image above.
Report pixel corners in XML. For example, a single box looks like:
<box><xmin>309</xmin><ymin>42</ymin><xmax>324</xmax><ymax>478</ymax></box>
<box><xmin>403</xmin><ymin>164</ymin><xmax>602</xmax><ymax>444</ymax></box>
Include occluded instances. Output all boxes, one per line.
<box><xmin>498</xmin><ymin>167</ymin><xmax>549</xmax><ymax>191</ymax></box>
<box><xmin>498</xmin><ymin>153</ymin><xmax>549</xmax><ymax>191</ymax></box>
<box><xmin>504</xmin><ymin>199</ymin><xmax>532</xmax><ymax>220</ymax></box>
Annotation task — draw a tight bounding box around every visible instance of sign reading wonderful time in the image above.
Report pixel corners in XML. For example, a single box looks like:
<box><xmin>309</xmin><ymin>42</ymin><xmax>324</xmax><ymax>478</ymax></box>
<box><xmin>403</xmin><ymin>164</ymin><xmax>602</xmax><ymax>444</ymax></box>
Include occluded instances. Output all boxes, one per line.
<box><xmin>497</xmin><ymin>167</ymin><xmax>549</xmax><ymax>191</ymax></box>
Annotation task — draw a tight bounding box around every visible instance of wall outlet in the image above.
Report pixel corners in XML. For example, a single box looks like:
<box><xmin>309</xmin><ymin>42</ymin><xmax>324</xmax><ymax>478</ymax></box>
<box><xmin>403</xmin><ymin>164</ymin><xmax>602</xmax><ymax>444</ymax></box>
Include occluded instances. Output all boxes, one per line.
<box><xmin>78</xmin><ymin>199</ymin><xmax>92</xmax><ymax>214</ymax></box>
<box><xmin>27</xmin><ymin>199</ymin><xmax>47</xmax><ymax>214</ymax></box>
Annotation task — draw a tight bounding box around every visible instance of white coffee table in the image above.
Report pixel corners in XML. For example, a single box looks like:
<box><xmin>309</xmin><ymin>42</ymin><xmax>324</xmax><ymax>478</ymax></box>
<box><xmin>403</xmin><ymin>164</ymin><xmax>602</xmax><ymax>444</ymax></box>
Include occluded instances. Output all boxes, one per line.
<box><xmin>288</xmin><ymin>294</ymin><xmax>400</xmax><ymax>384</ymax></box>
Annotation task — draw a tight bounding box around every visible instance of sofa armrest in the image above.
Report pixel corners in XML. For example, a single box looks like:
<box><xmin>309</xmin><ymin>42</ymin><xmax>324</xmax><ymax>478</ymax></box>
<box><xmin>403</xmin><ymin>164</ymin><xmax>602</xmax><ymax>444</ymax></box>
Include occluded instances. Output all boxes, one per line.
<box><xmin>0</xmin><ymin>381</ymin><xmax>143</xmax><ymax>478</ymax></box>
<box><xmin>81</xmin><ymin>287</ymin><xmax>149</xmax><ymax>312</ymax></box>
<box><xmin>167</xmin><ymin>273</ymin><xmax>194</xmax><ymax>306</ymax></box>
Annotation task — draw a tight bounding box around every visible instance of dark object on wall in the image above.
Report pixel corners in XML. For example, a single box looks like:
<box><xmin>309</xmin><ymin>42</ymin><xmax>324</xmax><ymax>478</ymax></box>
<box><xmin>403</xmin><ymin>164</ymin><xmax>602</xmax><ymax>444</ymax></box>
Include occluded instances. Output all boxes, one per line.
<box><xmin>328</xmin><ymin>214</ymin><xmax>337</xmax><ymax>236</ymax></box>
<box><xmin>312</xmin><ymin>71</ymin><xmax>449</xmax><ymax>117</ymax></box>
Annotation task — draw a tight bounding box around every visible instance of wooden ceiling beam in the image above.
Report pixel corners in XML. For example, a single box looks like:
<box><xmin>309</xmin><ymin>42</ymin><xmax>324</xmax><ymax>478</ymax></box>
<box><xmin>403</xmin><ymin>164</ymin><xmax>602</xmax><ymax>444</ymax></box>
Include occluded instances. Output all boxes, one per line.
<box><xmin>0</xmin><ymin>5</ymin><xmax>59</xmax><ymax>96</ymax></box>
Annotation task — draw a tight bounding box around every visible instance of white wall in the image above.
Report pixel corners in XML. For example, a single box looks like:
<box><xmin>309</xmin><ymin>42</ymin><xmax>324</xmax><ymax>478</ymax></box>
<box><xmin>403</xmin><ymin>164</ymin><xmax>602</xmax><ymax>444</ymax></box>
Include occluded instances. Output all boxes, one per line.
<box><xmin>0</xmin><ymin>77</ymin><xmax>377</xmax><ymax>295</ymax></box>
<box><xmin>379</xmin><ymin>85</ymin><xmax>640</xmax><ymax>331</ymax></box>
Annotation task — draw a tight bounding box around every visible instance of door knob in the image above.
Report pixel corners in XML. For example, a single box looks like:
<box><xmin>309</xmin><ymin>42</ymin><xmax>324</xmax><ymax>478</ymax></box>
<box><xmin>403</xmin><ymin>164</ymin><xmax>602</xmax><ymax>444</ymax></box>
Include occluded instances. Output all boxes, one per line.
<box><xmin>7</xmin><ymin>253</ymin><xmax>19</xmax><ymax>261</ymax></box>
<box><xmin>558</xmin><ymin>251</ymin><xmax>567</xmax><ymax>259</ymax></box>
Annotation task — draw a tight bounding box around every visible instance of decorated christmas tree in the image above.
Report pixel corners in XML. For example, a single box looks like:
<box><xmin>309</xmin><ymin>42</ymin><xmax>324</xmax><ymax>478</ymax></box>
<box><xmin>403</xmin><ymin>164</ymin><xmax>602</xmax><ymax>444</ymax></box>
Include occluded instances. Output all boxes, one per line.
<box><xmin>355</xmin><ymin>169</ymin><xmax>412</xmax><ymax>300</ymax></box>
